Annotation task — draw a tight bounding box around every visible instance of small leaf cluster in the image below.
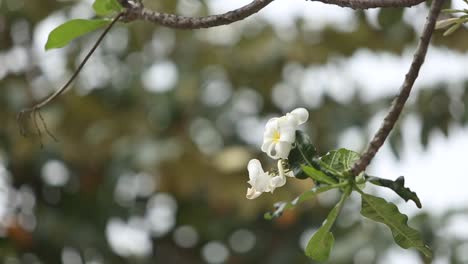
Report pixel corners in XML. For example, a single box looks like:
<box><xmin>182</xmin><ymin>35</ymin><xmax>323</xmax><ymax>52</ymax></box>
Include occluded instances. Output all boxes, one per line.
<box><xmin>265</xmin><ymin>131</ymin><xmax>431</xmax><ymax>262</ymax></box>
<box><xmin>436</xmin><ymin>0</ymin><xmax>468</xmax><ymax>36</ymax></box>
<box><xmin>45</xmin><ymin>0</ymin><xmax>123</xmax><ymax>50</ymax></box>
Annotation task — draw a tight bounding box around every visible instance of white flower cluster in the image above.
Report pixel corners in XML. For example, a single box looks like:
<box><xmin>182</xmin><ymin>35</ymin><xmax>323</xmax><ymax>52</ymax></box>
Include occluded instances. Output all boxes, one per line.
<box><xmin>246</xmin><ymin>108</ymin><xmax>309</xmax><ymax>199</ymax></box>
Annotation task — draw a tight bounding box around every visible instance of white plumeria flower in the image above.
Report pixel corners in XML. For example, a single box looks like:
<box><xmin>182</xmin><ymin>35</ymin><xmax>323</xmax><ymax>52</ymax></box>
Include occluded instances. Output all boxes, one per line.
<box><xmin>261</xmin><ymin>108</ymin><xmax>309</xmax><ymax>160</ymax></box>
<box><xmin>246</xmin><ymin>159</ymin><xmax>294</xmax><ymax>199</ymax></box>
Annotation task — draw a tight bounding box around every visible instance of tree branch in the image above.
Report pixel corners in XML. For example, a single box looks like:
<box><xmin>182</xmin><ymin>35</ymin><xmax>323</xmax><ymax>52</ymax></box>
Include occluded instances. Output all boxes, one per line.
<box><xmin>122</xmin><ymin>0</ymin><xmax>275</xmax><ymax>29</ymax></box>
<box><xmin>17</xmin><ymin>13</ymin><xmax>123</xmax><ymax>139</ymax></box>
<box><xmin>120</xmin><ymin>0</ymin><xmax>428</xmax><ymax>29</ymax></box>
<box><xmin>351</xmin><ymin>0</ymin><xmax>445</xmax><ymax>176</ymax></box>
<box><xmin>17</xmin><ymin>0</ymin><xmax>438</xmax><ymax>144</ymax></box>
<box><xmin>308</xmin><ymin>0</ymin><xmax>425</xmax><ymax>9</ymax></box>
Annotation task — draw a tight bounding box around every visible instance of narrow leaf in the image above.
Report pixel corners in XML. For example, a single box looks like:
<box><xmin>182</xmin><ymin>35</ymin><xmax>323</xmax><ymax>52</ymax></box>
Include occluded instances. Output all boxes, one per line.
<box><xmin>441</xmin><ymin>9</ymin><xmax>467</xmax><ymax>14</ymax></box>
<box><xmin>264</xmin><ymin>185</ymin><xmax>335</xmax><ymax>220</ymax></box>
<box><xmin>302</xmin><ymin>165</ymin><xmax>337</xmax><ymax>185</ymax></box>
<box><xmin>45</xmin><ymin>19</ymin><xmax>110</xmax><ymax>50</ymax></box>
<box><xmin>443</xmin><ymin>23</ymin><xmax>461</xmax><ymax>36</ymax></box>
<box><xmin>288</xmin><ymin>131</ymin><xmax>317</xmax><ymax>179</ymax></box>
<box><xmin>367</xmin><ymin>176</ymin><xmax>422</xmax><ymax>208</ymax></box>
<box><xmin>93</xmin><ymin>0</ymin><xmax>123</xmax><ymax>16</ymax></box>
<box><xmin>319</xmin><ymin>148</ymin><xmax>360</xmax><ymax>176</ymax></box>
<box><xmin>306</xmin><ymin>190</ymin><xmax>349</xmax><ymax>262</ymax></box>
<box><xmin>435</xmin><ymin>17</ymin><xmax>461</xmax><ymax>29</ymax></box>
<box><xmin>360</xmin><ymin>193</ymin><xmax>432</xmax><ymax>258</ymax></box>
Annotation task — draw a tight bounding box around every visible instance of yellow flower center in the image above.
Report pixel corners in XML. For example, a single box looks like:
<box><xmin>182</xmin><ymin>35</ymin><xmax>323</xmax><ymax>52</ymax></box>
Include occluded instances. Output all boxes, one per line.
<box><xmin>272</xmin><ymin>130</ymin><xmax>281</xmax><ymax>142</ymax></box>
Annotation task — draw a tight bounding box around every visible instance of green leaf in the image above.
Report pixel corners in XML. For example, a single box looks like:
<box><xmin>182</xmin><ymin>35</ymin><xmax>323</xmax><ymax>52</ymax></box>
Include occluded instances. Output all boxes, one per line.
<box><xmin>45</xmin><ymin>19</ymin><xmax>111</xmax><ymax>50</ymax></box>
<box><xmin>302</xmin><ymin>165</ymin><xmax>337</xmax><ymax>185</ymax></box>
<box><xmin>264</xmin><ymin>185</ymin><xmax>335</xmax><ymax>220</ymax></box>
<box><xmin>93</xmin><ymin>0</ymin><xmax>123</xmax><ymax>16</ymax></box>
<box><xmin>307</xmin><ymin>230</ymin><xmax>334</xmax><ymax>262</ymax></box>
<box><xmin>441</xmin><ymin>9</ymin><xmax>468</xmax><ymax>14</ymax></box>
<box><xmin>436</xmin><ymin>17</ymin><xmax>462</xmax><ymax>29</ymax></box>
<box><xmin>305</xmin><ymin>189</ymin><xmax>350</xmax><ymax>262</ymax></box>
<box><xmin>443</xmin><ymin>22</ymin><xmax>462</xmax><ymax>36</ymax></box>
<box><xmin>367</xmin><ymin>176</ymin><xmax>422</xmax><ymax>208</ymax></box>
<box><xmin>288</xmin><ymin>131</ymin><xmax>317</xmax><ymax>179</ymax></box>
<box><xmin>360</xmin><ymin>193</ymin><xmax>432</xmax><ymax>258</ymax></box>
<box><xmin>319</xmin><ymin>148</ymin><xmax>360</xmax><ymax>176</ymax></box>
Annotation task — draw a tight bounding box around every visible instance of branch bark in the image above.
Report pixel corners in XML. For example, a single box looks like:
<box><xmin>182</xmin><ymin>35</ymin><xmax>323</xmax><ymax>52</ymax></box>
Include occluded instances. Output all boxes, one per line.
<box><xmin>351</xmin><ymin>0</ymin><xmax>445</xmax><ymax>176</ymax></box>
<box><xmin>309</xmin><ymin>0</ymin><xmax>425</xmax><ymax>9</ymax></box>
<box><xmin>121</xmin><ymin>0</ymin><xmax>426</xmax><ymax>29</ymax></box>
<box><xmin>18</xmin><ymin>0</ymin><xmax>436</xmax><ymax>142</ymax></box>
<box><xmin>122</xmin><ymin>0</ymin><xmax>275</xmax><ymax>29</ymax></box>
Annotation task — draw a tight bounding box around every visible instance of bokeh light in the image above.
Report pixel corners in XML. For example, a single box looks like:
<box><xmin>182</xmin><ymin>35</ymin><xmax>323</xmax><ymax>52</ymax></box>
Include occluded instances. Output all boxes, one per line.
<box><xmin>173</xmin><ymin>225</ymin><xmax>199</xmax><ymax>248</ymax></box>
<box><xmin>1</xmin><ymin>0</ymin><xmax>468</xmax><ymax>263</ymax></box>
<box><xmin>228</xmin><ymin>229</ymin><xmax>256</xmax><ymax>253</ymax></box>
<box><xmin>201</xmin><ymin>241</ymin><xmax>230</xmax><ymax>264</ymax></box>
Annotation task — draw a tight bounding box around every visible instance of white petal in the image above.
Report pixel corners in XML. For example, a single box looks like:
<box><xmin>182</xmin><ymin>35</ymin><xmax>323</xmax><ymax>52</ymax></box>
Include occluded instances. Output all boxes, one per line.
<box><xmin>275</xmin><ymin>141</ymin><xmax>292</xmax><ymax>159</ymax></box>
<box><xmin>279</xmin><ymin>114</ymin><xmax>298</xmax><ymax>129</ymax></box>
<box><xmin>290</xmin><ymin>108</ymin><xmax>309</xmax><ymax>124</ymax></box>
<box><xmin>247</xmin><ymin>159</ymin><xmax>270</xmax><ymax>192</ymax></box>
<box><xmin>247</xmin><ymin>159</ymin><xmax>263</xmax><ymax>180</ymax></box>
<box><xmin>247</xmin><ymin>159</ymin><xmax>272</xmax><ymax>192</ymax></box>
<box><xmin>246</xmin><ymin>188</ymin><xmax>262</xmax><ymax>199</ymax></box>
<box><xmin>266</xmin><ymin>142</ymin><xmax>280</xmax><ymax>160</ymax></box>
<box><xmin>279</xmin><ymin>128</ymin><xmax>296</xmax><ymax>143</ymax></box>
<box><xmin>263</xmin><ymin>129</ymin><xmax>276</xmax><ymax>139</ymax></box>
<box><xmin>264</xmin><ymin>117</ymin><xmax>279</xmax><ymax>134</ymax></box>
<box><xmin>270</xmin><ymin>175</ymin><xmax>286</xmax><ymax>189</ymax></box>
<box><xmin>261</xmin><ymin>139</ymin><xmax>274</xmax><ymax>153</ymax></box>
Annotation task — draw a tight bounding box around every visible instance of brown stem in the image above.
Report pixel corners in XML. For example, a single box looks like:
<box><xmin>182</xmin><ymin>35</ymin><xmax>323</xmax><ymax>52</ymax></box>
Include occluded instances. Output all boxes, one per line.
<box><xmin>123</xmin><ymin>0</ymin><xmax>274</xmax><ymax>29</ymax></box>
<box><xmin>351</xmin><ymin>0</ymin><xmax>446</xmax><ymax>176</ymax></box>
<box><xmin>18</xmin><ymin>13</ymin><xmax>123</xmax><ymax>138</ymax></box>
<box><xmin>17</xmin><ymin>0</ymin><xmax>439</xmax><ymax>144</ymax></box>
<box><xmin>121</xmin><ymin>0</ymin><xmax>428</xmax><ymax>29</ymax></box>
<box><xmin>308</xmin><ymin>0</ymin><xmax>425</xmax><ymax>9</ymax></box>
<box><xmin>22</xmin><ymin>13</ymin><xmax>123</xmax><ymax>113</ymax></box>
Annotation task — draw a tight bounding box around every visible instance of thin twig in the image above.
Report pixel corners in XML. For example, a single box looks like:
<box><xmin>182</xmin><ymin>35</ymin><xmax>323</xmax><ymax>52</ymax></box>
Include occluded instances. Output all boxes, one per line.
<box><xmin>351</xmin><ymin>0</ymin><xmax>446</xmax><ymax>176</ymax></box>
<box><xmin>32</xmin><ymin>109</ymin><xmax>43</xmax><ymax>148</ymax></box>
<box><xmin>38</xmin><ymin>110</ymin><xmax>58</xmax><ymax>142</ymax></box>
<box><xmin>16</xmin><ymin>110</ymin><xmax>28</xmax><ymax>136</ymax></box>
<box><xmin>24</xmin><ymin>13</ymin><xmax>122</xmax><ymax>112</ymax></box>
<box><xmin>17</xmin><ymin>12</ymin><xmax>123</xmax><ymax>138</ymax></box>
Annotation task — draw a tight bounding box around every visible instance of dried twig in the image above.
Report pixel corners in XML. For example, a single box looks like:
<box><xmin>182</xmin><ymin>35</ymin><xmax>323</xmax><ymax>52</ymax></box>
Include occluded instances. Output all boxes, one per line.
<box><xmin>37</xmin><ymin>110</ymin><xmax>58</xmax><ymax>142</ymax></box>
<box><xmin>351</xmin><ymin>0</ymin><xmax>446</xmax><ymax>176</ymax></box>
<box><xmin>32</xmin><ymin>109</ymin><xmax>43</xmax><ymax>147</ymax></box>
<box><xmin>17</xmin><ymin>13</ymin><xmax>123</xmax><ymax>140</ymax></box>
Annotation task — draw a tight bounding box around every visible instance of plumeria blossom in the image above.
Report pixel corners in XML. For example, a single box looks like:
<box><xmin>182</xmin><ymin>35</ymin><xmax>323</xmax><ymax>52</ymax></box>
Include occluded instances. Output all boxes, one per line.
<box><xmin>261</xmin><ymin>108</ymin><xmax>309</xmax><ymax>159</ymax></box>
<box><xmin>246</xmin><ymin>159</ymin><xmax>293</xmax><ymax>199</ymax></box>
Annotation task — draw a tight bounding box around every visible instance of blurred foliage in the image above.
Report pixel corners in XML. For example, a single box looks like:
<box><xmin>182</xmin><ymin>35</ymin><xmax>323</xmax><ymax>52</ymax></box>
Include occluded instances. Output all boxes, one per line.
<box><xmin>1</xmin><ymin>0</ymin><xmax>468</xmax><ymax>263</ymax></box>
